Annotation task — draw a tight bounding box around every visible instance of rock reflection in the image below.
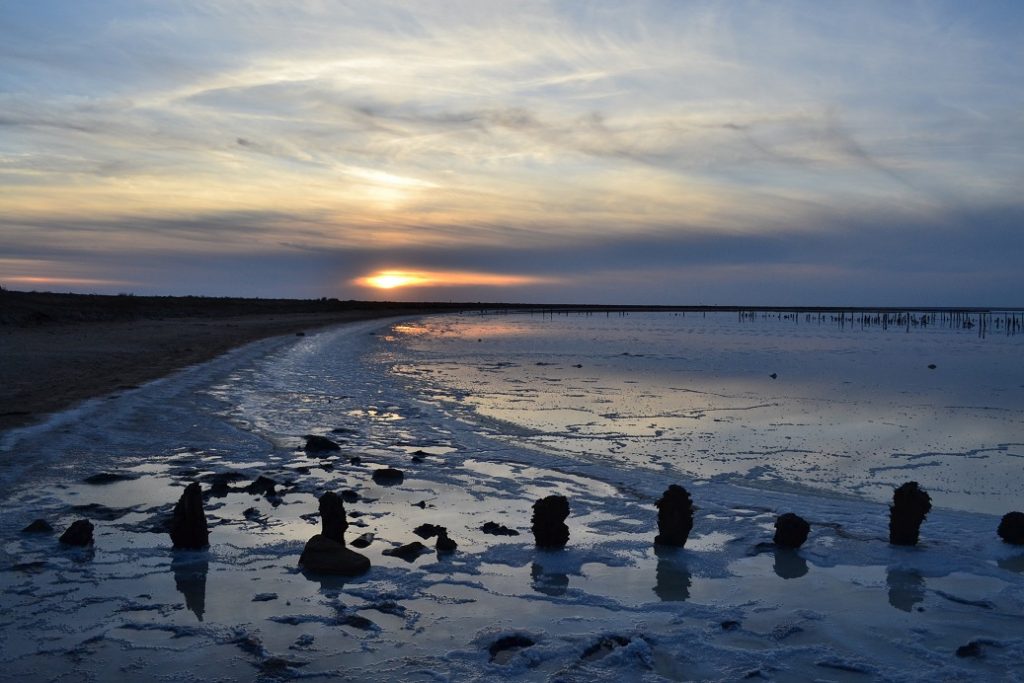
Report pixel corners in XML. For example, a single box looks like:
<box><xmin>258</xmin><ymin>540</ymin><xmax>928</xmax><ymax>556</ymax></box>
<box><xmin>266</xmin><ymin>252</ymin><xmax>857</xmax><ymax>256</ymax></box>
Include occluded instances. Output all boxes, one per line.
<box><xmin>887</xmin><ymin>569</ymin><xmax>925</xmax><ymax>612</ymax></box>
<box><xmin>772</xmin><ymin>549</ymin><xmax>808</xmax><ymax>580</ymax></box>
<box><xmin>301</xmin><ymin>570</ymin><xmax>353</xmax><ymax>593</ymax></box>
<box><xmin>531</xmin><ymin>562</ymin><xmax>569</xmax><ymax>596</ymax></box>
<box><xmin>997</xmin><ymin>555</ymin><xmax>1024</xmax><ymax>573</ymax></box>
<box><xmin>653</xmin><ymin>546</ymin><xmax>691</xmax><ymax>601</ymax></box>
<box><xmin>171</xmin><ymin>552</ymin><xmax>208</xmax><ymax>621</ymax></box>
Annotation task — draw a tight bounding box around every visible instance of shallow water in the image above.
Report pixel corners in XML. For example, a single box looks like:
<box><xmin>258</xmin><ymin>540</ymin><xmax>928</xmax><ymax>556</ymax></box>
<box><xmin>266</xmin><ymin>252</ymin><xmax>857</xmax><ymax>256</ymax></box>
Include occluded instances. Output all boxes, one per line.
<box><xmin>389</xmin><ymin>311</ymin><xmax>1024</xmax><ymax>514</ymax></box>
<box><xmin>1</xmin><ymin>313</ymin><xmax>1022</xmax><ymax>681</ymax></box>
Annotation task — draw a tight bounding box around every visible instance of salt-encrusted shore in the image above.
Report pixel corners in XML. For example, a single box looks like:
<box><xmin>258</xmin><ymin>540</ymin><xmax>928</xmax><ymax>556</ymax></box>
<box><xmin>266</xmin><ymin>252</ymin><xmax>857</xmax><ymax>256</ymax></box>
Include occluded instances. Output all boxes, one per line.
<box><xmin>0</xmin><ymin>290</ymin><xmax>453</xmax><ymax>431</ymax></box>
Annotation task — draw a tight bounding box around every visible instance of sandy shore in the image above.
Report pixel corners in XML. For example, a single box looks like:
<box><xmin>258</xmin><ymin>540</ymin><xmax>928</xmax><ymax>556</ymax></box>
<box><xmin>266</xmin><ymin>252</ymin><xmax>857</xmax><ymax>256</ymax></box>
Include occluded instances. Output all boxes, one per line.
<box><xmin>0</xmin><ymin>309</ymin><xmax>401</xmax><ymax>431</ymax></box>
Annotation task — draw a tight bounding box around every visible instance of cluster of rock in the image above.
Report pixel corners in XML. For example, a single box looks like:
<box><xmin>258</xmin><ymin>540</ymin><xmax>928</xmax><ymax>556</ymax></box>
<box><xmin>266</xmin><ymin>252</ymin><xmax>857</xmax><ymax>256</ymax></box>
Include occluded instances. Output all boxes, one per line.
<box><xmin>21</xmin><ymin>469</ymin><xmax>1024</xmax><ymax>585</ymax></box>
<box><xmin>521</xmin><ymin>480</ymin><xmax>1022</xmax><ymax>553</ymax></box>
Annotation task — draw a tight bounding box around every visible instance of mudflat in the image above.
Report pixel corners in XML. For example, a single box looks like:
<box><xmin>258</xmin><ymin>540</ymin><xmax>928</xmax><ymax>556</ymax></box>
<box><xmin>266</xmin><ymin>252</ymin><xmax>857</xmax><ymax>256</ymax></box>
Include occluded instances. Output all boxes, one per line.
<box><xmin>0</xmin><ymin>291</ymin><xmax>451</xmax><ymax>431</ymax></box>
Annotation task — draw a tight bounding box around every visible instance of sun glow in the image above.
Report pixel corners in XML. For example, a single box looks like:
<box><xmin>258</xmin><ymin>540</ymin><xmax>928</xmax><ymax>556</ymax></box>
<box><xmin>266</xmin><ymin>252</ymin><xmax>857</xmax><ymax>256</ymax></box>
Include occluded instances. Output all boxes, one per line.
<box><xmin>361</xmin><ymin>272</ymin><xmax>431</xmax><ymax>289</ymax></box>
<box><xmin>354</xmin><ymin>270</ymin><xmax>555</xmax><ymax>290</ymax></box>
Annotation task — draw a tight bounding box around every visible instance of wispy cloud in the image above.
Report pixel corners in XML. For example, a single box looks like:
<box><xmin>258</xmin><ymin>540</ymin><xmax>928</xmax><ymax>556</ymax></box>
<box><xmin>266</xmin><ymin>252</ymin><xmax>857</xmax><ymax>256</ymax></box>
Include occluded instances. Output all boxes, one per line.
<box><xmin>1</xmin><ymin>1</ymin><xmax>1022</xmax><ymax>303</ymax></box>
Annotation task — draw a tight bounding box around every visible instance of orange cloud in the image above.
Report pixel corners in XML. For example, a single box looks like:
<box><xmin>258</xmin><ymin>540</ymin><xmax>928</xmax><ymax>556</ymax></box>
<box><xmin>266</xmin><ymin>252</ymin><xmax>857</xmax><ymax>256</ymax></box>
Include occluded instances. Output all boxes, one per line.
<box><xmin>354</xmin><ymin>270</ymin><xmax>557</xmax><ymax>290</ymax></box>
<box><xmin>3</xmin><ymin>275</ymin><xmax>137</xmax><ymax>287</ymax></box>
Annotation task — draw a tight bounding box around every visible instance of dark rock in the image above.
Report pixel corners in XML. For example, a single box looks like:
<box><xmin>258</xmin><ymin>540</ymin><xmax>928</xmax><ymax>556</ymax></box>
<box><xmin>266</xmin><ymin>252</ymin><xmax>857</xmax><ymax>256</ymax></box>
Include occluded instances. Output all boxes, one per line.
<box><xmin>258</xmin><ymin>656</ymin><xmax>307</xmax><ymax>674</ymax></box>
<box><xmin>721</xmin><ymin>620</ymin><xmax>741</xmax><ymax>631</ymax></box>
<box><xmin>295</xmin><ymin>332</ymin><xmax>305</xmax><ymax>336</ymax></box>
<box><xmin>170</xmin><ymin>482</ymin><xmax>209</xmax><ymax>549</ymax></box>
<box><xmin>11</xmin><ymin>560</ymin><xmax>47</xmax><ymax>573</ymax></box>
<box><xmin>413</xmin><ymin>523</ymin><xmax>444</xmax><ymax>539</ymax></box>
<box><xmin>581</xmin><ymin>635</ymin><xmax>629</xmax><ymax>662</ymax></box>
<box><xmin>298</xmin><ymin>535</ymin><xmax>370</xmax><ymax>576</ymax></box>
<box><xmin>482</xmin><ymin>521</ymin><xmax>519</xmax><ymax>536</ymax></box>
<box><xmin>956</xmin><ymin>641</ymin><xmax>983</xmax><ymax>658</ymax></box>
<box><xmin>435</xmin><ymin>530</ymin><xmax>458</xmax><ymax>553</ymax></box>
<box><xmin>349</xmin><ymin>456</ymin><xmax>362</xmax><ymax>466</ymax></box>
<box><xmin>372</xmin><ymin>468</ymin><xmax>404</xmax><ymax>485</ymax></box>
<box><xmin>21</xmin><ymin>519</ymin><xmax>53</xmax><ymax>533</ymax></box>
<box><xmin>318</xmin><ymin>492</ymin><xmax>348</xmax><ymax>545</ymax></box>
<box><xmin>70</xmin><ymin>502</ymin><xmax>133</xmax><ymax>521</ymax></box>
<box><xmin>773</xmin><ymin>513</ymin><xmax>810</xmax><ymax>548</ymax></box>
<box><xmin>84</xmin><ymin>471</ymin><xmax>137</xmax><ymax>485</ymax></box>
<box><xmin>488</xmin><ymin>635</ymin><xmax>534</xmax><ymax>663</ymax></box>
<box><xmin>411</xmin><ymin>454</ymin><xmax>426</xmax><ymax>463</ymax></box>
<box><xmin>340</xmin><ymin>614</ymin><xmax>376</xmax><ymax>630</ymax></box>
<box><xmin>331</xmin><ymin>427</ymin><xmax>356</xmax><ymax>435</ymax></box>
<box><xmin>290</xmin><ymin>634</ymin><xmax>315</xmax><ymax>650</ymax></box>
<box><xmin>997</xmin><ymin>511</ymin><xmax>1024</xmax><ymax>545</ymax></box>
<box><xmin>243</xmin><ymin>507</ymin><xmax>265</xmax><ymax>522</ymax></box>
<box><xmin>304</xmin><ymin>435</ymin><xmax>341</xmax><ymax>455</ymax></box>
<box><xmin>341</xmin><ymin>489</ymin><xmax>360</xmax><ymax>503</ymax></box>
<box><xmin>252</xmin><ymin>592</ymin><xmax>278</xmax><ymax>602</ymax></box>
<box><xmin>769</xmin><ymin>373</ymin><xmax>778</xmax><ymax>379</ymax></box>
<box><xmin>412</xmin><ymin>500</ymin><xmax>428</xmax><ymax>509</ymax></box>
<box><xmin>531</xmin><ymin>495</ymin><xmax>570</xmax><ymax>549</ymax></box>
<box><xmin>654</xmin><ymin>484</ymin><xmax>694</xmax><ymax>547</ymax></box>
<box><xmin>350</xmin><ymin>532</ymin><xmax>374</xmax><ymax>549</ymax></box>
<box><xmin>246</xmin><ymin>475</ymin><xmax>278</xmax><ymax>497</ymax></box>
<box><xmin>889</xmin><ymin>481</ymin><xmax>932</xmax><ymax>546</ymax></box>
<box><xmin>382</xmin><ymin>541</ymin><xmax>430</xmax><ymax>562</ymax></box>
<box><xmin>927</xmin><ymin>363</ymin><xmax>937</xmax><ymax>370</ymax></box>
<box><xmin>817</xmin><ymin>660</ymin><xmax>872</xmax><ymax>674</ymax></box>
<box><xmin>205</xmin><ymin>471</ymin><xmax>245</xmax><ymax>497</ymax></box>
<box><xmin>59</xmin><ymin>519</ymin><xmax>94</xmax><ymax>546</ymax></box>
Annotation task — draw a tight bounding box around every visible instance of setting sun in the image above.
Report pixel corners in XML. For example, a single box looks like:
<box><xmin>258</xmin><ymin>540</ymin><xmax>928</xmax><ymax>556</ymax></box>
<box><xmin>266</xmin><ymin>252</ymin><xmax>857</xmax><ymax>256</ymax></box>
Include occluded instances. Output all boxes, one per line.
<box><xmin>361</xmin><ymin>271</ymin><xmax>430</xmax><ymax>289</ymax></box>
<box><xmin>354</xmin><ymin>270</ymin><xmax>557</xmax><ymax>290</ymax></box>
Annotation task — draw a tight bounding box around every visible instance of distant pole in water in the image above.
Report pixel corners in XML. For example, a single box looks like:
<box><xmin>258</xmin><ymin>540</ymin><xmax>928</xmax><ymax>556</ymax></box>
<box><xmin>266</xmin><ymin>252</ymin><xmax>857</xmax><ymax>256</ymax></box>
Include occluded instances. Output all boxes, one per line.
<box><xmin>889</xmin><ymin>482</ymin><xmax>932</xmax><ymax>546</ymax></box>
<box><xmin>654</xmin><ymin>484</ymin><xmax>694</xmax><ymax>547</ymax></box>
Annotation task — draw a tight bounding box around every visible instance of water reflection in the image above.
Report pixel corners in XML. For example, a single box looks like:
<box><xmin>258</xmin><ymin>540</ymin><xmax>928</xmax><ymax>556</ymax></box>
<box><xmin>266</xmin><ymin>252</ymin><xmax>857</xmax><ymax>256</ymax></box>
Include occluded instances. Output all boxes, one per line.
<box><xmin>171</xmin><ymin>552</ymin><xmax>208</xmax><ymax>621</ymax></box>
<box><xmin>887</xmin><ymin>569</ymin><xmax>925</xmax><ymax>612</ymax></box>
<box><xmin>531</xmin><ymin>562</ymin><xmax>569</xmax><ymax>596</ymax></box>
<box><xmin>773</xmin><ymin>549</ymin><xmax>809</xmax><ymax>580</ymax></box>
<box><xmin>653</xmin><ymin>546</ymin><xmax>691</xmax><ymax>601</ymax></box>
<box><xmin>996</xmin><ymin>555</ymin><xmax>1024</xmax><ymax>574</ymax></box>
<box><xmin>301</xmin><ymin>570</ymin><xmax>353</xmax><ymax>593</ymax></box>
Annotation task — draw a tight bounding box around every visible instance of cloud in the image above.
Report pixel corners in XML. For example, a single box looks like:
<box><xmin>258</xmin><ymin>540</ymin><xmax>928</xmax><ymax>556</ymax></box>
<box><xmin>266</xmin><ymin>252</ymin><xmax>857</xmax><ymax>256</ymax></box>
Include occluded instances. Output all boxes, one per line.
<box><xmin>6</xmin><ymin>196</ymin><xmax>1020</xmax><ymax>306</ymax></box>
<box><xmin>1</xmin><ymin>1</ymin><xmax>1023</xmax><ymax>303</ymax></box>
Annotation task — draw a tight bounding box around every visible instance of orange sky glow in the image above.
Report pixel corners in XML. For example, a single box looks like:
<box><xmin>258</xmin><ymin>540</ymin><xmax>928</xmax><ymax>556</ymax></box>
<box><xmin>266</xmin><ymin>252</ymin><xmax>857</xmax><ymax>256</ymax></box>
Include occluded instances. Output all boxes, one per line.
<box><xmin>355</xmin><ymin>270</ymin><xmax>557</xmax><ymax>290</ymax></box>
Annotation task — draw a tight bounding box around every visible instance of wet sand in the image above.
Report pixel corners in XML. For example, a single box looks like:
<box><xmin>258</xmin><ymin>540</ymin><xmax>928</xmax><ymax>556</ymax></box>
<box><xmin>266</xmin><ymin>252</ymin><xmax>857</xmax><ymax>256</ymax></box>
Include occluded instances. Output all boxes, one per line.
<box><xmin>0</xmin><ymin>309</ymin><xmax>399</xmax><ymax>431</ymax></box>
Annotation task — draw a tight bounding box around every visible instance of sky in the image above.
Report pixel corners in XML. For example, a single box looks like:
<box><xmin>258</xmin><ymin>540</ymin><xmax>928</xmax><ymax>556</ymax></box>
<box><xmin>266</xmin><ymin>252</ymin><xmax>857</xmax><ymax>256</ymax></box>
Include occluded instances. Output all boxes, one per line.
<box><xmin>1</xmin><ymin>1</ymin><xmax>1022</xmax><ymax>305</ymax></box>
